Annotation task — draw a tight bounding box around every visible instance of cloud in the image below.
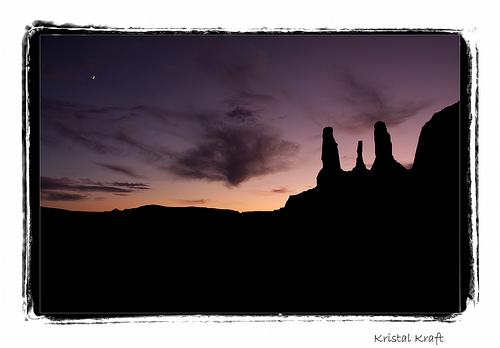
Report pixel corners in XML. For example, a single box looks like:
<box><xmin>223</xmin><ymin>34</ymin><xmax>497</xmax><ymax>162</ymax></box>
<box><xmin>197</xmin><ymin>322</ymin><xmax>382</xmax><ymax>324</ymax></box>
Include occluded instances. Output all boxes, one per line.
<box><xmin>41</xmin><ymin>176</ymin><xmax>151</xmax><ymax>201</ymax></box>
<box><xmin>223</xmin><ymin>91</ymin><xmax>276</xmax><ymax>127</ymax></box>
<box><xmin>42</xmin><ymin>98</ymin><xmax>176</xmax><ymax>165</ymax></box>
<box><xmin>177</xmin><ymin>199</ymin><xmax>212</xmax><ymax>205</ymax></box>
<box><xmin>42</xmin><ymin>177</ymin><xmax>150</xmax><ymax>193</ymax></box>
<box><xmin>115</xmin><ymin>130</ymin><xmax>170</xmax><ymax>163</ymax></box>
<box><xmin>226</xmin><ymin>106</ymin><xmax>258</xmax><ymax>124</ymax></box>
<box><xmin>168</xmin><ymin>122</ymin><xmax>299</xmax><ymax>187</ymax></box>
<box><xmin>57</xmin><ymin>123</ymin><xmax>115</xmax><ymax>155</ymax></box>
<box><xmin>41</xmin><ymin>191</ymin><xmax>88</xmax><ymax>202</ymax></box>
<box><xmin>250</xmin><ymin>186</ymin><xmax>293</xmax><ymax>196</ymax></box>
<box><xmin>270</xmin><ymin>187</ymin><xmax>291</xmax><ymax>194</ymax></box>
<box><xmin>42</xmin><ymin>92</ymin><xmax>295</xmax><ymax>190</ymax></box>
<box><xmin>195</xmin><ymin>42</ymin><xmax>267</xmax><ymax>87</ymax></box>
<box><xmin>110</xmin><ymin>182</ymin><xmax>150</xmax><ymax>190</ymax></box>
<box><xmin>225</xmin><ymin>91</ymin><xmax>275</xmax><ymax>108</ymax></box>
<box><xmin>194</xmin><ymin>42</ymin><xmax>276</xmax><ymax>120</ymax></box>
<box><xmin>96</xmin><ymin>163</ymin><xmax>145</xmax><ymax>179</ymax></box>
<box><xmin>43</xmin><ymin>98</ymin><xmax>174</xmax><ymax>125</ymax></box>
<box><xmin>329</xmin><ymin>69</ymin><xmax>431</xmax><ymax>132</ymax></box>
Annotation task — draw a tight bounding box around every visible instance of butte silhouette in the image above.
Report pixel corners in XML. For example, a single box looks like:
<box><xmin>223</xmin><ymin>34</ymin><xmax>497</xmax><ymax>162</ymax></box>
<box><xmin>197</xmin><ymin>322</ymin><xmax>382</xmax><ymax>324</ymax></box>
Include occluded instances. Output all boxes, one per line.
<box><xmin>35</xmin><ymin>101</ymin><xmax>470</xmax><ymax>316</ymax></box>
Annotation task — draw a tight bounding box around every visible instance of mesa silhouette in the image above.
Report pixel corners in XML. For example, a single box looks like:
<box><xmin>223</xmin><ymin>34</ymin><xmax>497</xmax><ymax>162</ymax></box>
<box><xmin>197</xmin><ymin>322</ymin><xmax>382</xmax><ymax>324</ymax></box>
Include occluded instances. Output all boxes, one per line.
<box><xmin>35</xmin><ymin>101</ymin><xmax>470</xmax><ymax>317</ymax></box>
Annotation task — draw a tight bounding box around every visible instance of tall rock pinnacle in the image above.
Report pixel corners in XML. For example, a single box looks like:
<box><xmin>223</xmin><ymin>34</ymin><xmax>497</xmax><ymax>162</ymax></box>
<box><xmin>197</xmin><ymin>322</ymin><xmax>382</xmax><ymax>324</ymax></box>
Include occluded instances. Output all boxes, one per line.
<box><xmin>352</xmin><ymin>140</ymin><xmax>368</xmax><ymax>173</ymax></box>
<box><xmin>321</xmin><ymin>126</ymin><xmax>341</xmax><ymax>171</ymax></box>
<box><xmin>371</xmin><ymin>121</ymin><xmax>406</xmax><ymax>174</ymax></box>
<box><xmin>317</xmin><ymin>126</ymin><xmax>343</xmax><ymax>187</ymax></box>
<box><xmin>374</xmin><ymin>121</ymin><xmax>392</xmax><ymax>161</ymax></box>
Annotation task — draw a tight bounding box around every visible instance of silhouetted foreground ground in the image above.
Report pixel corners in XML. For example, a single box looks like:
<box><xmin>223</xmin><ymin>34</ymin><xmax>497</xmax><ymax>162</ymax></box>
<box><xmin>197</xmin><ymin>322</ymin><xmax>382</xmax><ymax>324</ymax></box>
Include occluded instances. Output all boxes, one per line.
<box><xmin>32</xmin><ymin>102</ymin><xmax>472</xmax><ymax>317</ymax></box>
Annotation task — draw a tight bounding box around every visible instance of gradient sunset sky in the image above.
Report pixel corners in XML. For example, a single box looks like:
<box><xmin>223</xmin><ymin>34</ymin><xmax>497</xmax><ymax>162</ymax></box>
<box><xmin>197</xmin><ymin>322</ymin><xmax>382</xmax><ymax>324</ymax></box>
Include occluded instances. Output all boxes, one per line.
<box><xmin>40</xmin><ymin>33</ymin><xmax>460</xmax><ymax>212</ymax></box>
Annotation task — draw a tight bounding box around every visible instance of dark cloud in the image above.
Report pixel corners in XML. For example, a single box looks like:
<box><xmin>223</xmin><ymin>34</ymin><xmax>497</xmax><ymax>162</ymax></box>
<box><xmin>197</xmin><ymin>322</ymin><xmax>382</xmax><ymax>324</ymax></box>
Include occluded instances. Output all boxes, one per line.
<box><xmin>225</xmin><ymin>91</ymin><xmax>275</xmax><ymax>108</ymax></box>
<box><xmin>42</xmin><ymin>93</ymin><xmax>295</xmax><ymax>190</ymax></box>
<box><xmin>250</xmin><ymin>186</ymin><xmax>293</xmax><ymax>196</ymax></box>
<box><xmin>226</xmin><ymin>106</ymin><xmax>258</xmax><ymax>124</ymax></box>
<box><xmin>270</xmin><ymin>187</ymin><xmax>291</xmax><ymax>194</ymax></box>
<box><xmin>42</xmin><ymin>99</ymin><xmax>179</xmax><ymax>183</ymax></box>
<box><xmin>41</xmin><ymin>176</ymin><xmax>151</xmax><ymax>201</ymax></box>
<box><xmin>195</xmin><ymin>43</ymin><xmax>276</xmax><ymax>123</ymax></box>
<box><xmin>57</xmin><ymin>123</ymin><xmax>115</xmax><ymax>155</ymax></box>
<box><xmin>41</xmin><ymin>191</ymin><xmax>88</xmax><ymax>202</ymax></box>
<box><xmin>43</xmin><ymin>98</ymin><xmax>173</xmax><ymax>125</ymax></box>
<box><xmin>330</xmin><ymin>69</ymin><xmax>431</xmax><ymax>132</ymax></box>
<box><xmin>42</xmin><ymin>99</ymin><xmax>122</xmax><ymax>156</ymax></box>
<box><xmin>96</xmin><ymin>163</ymin><xmax>145</xmax><ymax>179</ymax></box>
<box><xmin>84</xmin><ymin>105</ymin><xmax>173</xmax><ymax>125</ymax></box>
<box><xmin>195</xmin><ymin>42</ymin><xmax>267</xmax><ymax>87</ymax></box>
<box><xmin>115</xmin><ymin>131</ymin><xmax>170</xmax><ymax>163</ymax></box>
<box><xmin>41</xmin><ymin>177</ymin><xmax>79</xmax><ymax>191</ymax></box>
<box><xmin>223</xmin><ymin>91</ymin><xmax>275</xmax><ymax>127</ymax></box>
<box><xmin>110</xmin><ymin>182</ymin><xmax>150</xmax><ymax>190</ymax></box>
<box><xmin>177</xmin><ymin>199</ymin><xmax>212</xmax><ymax>205</ymax></box>
<box><xmin>168</xmin><ymin>122</ymin><xmax>299</xmax><ymax>187</ymax></box>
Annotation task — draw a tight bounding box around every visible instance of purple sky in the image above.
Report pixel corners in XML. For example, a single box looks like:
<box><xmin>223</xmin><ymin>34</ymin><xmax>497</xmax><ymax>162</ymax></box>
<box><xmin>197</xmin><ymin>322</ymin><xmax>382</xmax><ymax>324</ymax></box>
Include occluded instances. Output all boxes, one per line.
<box><xmin>40</xmin><ymin>34</ymin><xmax>459</xmax><ymax>211</ymax></box>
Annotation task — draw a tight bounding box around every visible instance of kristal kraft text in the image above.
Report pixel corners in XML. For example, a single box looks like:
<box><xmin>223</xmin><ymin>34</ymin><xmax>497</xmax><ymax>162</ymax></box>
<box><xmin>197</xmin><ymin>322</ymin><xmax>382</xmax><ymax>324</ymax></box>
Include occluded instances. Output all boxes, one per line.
<box><xmin>374</xmin><ymin>333</ymin><xmax>444</xmax><ymax>345</ymax></box>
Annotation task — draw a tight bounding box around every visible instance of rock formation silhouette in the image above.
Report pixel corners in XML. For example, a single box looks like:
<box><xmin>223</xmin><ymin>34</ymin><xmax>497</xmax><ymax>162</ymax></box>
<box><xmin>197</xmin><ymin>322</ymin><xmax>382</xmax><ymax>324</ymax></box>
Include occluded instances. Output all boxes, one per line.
<box><xmin>371</xmin><ymin>121</ymin><xmax>407</xmax><ymax>174</ymax></box>
<box><xmin>351</xmin><ymin>140</ymin><xmax>368</xmax><ymax>174</ymax></box>
<box><xmin>412</xmin><ymin>102</ymin><xmax>460</xmax><ymax>178</ymax></box>
<box><xmin>286</xmin><ymin>119</ymin><xmax>409</xmax><ymax>212</ymax></box>
<box><xmin>36</xmin><ymin>101</ymin><xmax>470</xmax><ymax>316</ymax></box>
<box><xmin>316</xmin><ymin>126</ymin><xmax>344</xmax><ymax>187</ymax></box>
<box><xmin>321</xmin><ymin>126</ymin><xmax>341</xmax><ymax>171</ymax></box>
<box><xmin>281</xmin><ymin>101</ymin><xmax>469</xmax><ymax>312</ymax></box>
<box><xmin>314</xmin><ymin>121</ymin><xmax>406</xmax><ymax>188</ymax></box>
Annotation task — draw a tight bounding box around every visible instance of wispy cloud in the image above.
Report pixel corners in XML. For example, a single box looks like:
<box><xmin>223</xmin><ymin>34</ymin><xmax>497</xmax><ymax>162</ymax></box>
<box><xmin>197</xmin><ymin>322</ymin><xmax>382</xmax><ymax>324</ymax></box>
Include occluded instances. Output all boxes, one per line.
<box><xmin>42</xmin><ymin>98</ymin><xmax>175</xmax><ymax>161</ymax></box>
<box><xmin>225</xmin><ymin>106</ymin><xmax>258</xmax><ymax>124</ymax></box>
<box><xmin>42</xmin><ymin>98</ymin><xmax>174</xmax><ymax>125</ymax></box>
<box><xmin>96</xmin><ymin>163</ymin><xmax>146</xmax><ymax>179</ymax></box>
<box><xmin>41</xmin><ymin>176</ymin><xmax>151</xmax><ymax>201</ymax></box>
<box><xmin>270</xmin><ymin>187</ymin><xmax>291</xmax><ymax>194</ymax></box>
<box><xmin>250</xmin><ymin>186</ymin><xmax>293</xmax><ymax>196</ymax></box>
<box><xmin>195</xmin><ymin>42</ymin><xmax>267</xmax><ymax>88</ymax></box>
<box><xmin>41</xmin><ymin>191</ymin><xmax>89</xmax><ymax>202</ymax></box>
<box><xmin>329</xmin><ymin>68</ymin><xmax>431</xmax><ymax>132</ymax></box>
<box><xmin>194</xmin><ymin>42</ymin><xmax>277</xmax><ymax>124</ymax></box>
<box><xmin>177</xmin><ymin>198</ymin><xmax>212</xmax><ymax>205</ymax></box>
<box><xmin>115</xmin><ymin>131</ymin><xmax>170</xmax><ymax>163</ymax></box>
<box><xmin>109</xmin><ymin>182</ymin><xmax>150</xmax><ymax>190</ymax></box>
<box><xmin>56</xmin><ymin>123</ymin><xmax>116</xmax><ymax>155</ymax></box>
<box><xmin>225</xmin><ymin>91</ymin><xmax>275</xmax><ymax>109</ymax></box>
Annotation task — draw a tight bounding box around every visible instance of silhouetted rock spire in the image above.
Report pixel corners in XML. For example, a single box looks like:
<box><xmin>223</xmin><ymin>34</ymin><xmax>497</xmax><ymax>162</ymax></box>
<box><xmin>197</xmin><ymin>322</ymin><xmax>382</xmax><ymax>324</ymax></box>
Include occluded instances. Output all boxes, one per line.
<box><xmin>373</xmin><ymin>121</ymin><xmax>392</xmax><ymax>161</ymax></box>
<box><xmin>317</xmin><ymin>126</ymin><xmax>343</xmax><ymax>187</ymax></box>
<box><xmin>321</xmin><ymin>127</ymin><xmax>341</xmax><ymax>171</ymax></box>
<box><xmin>352</xmin><ymin>140</ymin><xmax>368</xmax><ymax>173</ymax></box>
<box><xmin>371</xmin><ymin>121</ymin><xmax>406</xmax><ymax>174</ymax></box>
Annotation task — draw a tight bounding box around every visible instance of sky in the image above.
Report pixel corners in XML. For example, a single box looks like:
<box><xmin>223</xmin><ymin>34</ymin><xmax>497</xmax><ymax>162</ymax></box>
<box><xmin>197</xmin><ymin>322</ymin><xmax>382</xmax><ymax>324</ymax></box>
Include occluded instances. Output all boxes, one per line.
<box><xmin>39</xmin><ymin>33</ymin><xmax>460</xmax><ymax>212</ymax></box>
